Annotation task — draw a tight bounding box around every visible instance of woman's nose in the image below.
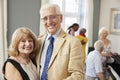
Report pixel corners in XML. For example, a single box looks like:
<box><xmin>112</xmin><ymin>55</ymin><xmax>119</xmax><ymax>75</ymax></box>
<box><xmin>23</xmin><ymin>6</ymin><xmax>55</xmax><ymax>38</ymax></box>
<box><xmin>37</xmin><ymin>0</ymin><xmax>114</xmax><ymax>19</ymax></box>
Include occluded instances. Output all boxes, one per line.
<box><xmin>25</xmin><ymin>41</ymin><xmax>30</xmax><ymax>45</ymax></box>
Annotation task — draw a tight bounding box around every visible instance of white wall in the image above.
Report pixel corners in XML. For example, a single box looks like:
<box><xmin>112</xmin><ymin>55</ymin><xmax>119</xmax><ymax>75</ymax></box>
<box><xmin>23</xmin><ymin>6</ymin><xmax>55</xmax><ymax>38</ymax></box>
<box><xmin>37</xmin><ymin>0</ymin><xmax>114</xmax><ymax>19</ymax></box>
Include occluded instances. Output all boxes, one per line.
<box><xmin>99</xmin><ymin>0</ymin><xmax>120</xmax><ymax>54</ymax></box>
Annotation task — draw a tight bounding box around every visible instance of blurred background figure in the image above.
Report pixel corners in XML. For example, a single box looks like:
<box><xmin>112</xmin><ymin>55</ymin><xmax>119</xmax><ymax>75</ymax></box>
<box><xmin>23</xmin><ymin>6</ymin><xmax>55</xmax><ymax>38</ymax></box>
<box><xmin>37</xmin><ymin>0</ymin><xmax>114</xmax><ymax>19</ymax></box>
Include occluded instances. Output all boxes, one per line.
<box><xmin>98</xmin><ymin>27</ymin><xmax>112</xmax><ymax>56</ymax></box>
<box><xmin>76</xmin><ymin>28</ymin><xmax>88</xmax><ymax>63</ymax></box>
<box><xmin>67</xmin><ymin>23</ymin><xmax>79</xmax><ymax>36</ymax></box>
<box><xmin>85</xmin><ymin>40</ymin><xmax>106</xmax><ymax>80</ymax></box>
<box><xmin>98</xmin><ymin>27</ymin><xmax>118</xmax><ymax>80</ymax></box>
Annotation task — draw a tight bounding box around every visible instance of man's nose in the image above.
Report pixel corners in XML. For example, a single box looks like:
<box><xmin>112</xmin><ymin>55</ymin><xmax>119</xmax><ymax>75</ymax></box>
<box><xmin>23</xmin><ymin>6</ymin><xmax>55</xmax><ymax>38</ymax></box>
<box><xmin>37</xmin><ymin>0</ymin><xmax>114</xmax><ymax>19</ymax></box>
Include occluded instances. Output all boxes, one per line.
<box><xmin>46</xmin><ymin>17</ymin><xmax>52</xmax><ymax>23</ymax></box>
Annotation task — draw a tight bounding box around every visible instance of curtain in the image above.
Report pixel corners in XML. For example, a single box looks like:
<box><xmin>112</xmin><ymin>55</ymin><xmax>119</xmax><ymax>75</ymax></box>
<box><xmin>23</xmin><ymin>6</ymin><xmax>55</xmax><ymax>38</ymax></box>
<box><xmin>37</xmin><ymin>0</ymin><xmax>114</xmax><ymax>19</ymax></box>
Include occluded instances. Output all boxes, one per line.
<box><xmin>85</xmin><ymin>0</ymin><xmax>93</xmax><ymax>47</ymax></box>
<box><xmin>0</xmin><ymin>0</ymin><xmax>7</xmax><ymax>79</ymax></box>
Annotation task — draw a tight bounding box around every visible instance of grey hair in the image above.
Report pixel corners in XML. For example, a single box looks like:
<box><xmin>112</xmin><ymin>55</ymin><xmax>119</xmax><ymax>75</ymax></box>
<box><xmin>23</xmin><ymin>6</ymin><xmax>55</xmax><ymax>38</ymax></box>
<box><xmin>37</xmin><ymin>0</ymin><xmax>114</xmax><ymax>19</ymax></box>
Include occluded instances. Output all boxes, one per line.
<box><xmin>94</xmin><ymin>40</ymin><xmax>104</xmax><ymax>51</ymax></box>
<box><xmin>40</xmin><ymin>4</ymin><xmax>61</xmax><ymax>18</ymax></box>
<box><xmin>98</xmin><ymin>27</ymin><xmax>109</xmax><ymax>37</ymax></box>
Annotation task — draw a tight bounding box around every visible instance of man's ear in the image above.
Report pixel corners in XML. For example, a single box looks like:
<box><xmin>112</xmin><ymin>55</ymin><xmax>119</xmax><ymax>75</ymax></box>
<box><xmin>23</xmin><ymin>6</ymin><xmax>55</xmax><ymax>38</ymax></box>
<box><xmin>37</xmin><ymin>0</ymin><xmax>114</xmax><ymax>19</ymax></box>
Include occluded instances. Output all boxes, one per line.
<box><xmin>60</xmin><ymin>15</ymin><xmax>63</xmax><ymax>22</ymax></box>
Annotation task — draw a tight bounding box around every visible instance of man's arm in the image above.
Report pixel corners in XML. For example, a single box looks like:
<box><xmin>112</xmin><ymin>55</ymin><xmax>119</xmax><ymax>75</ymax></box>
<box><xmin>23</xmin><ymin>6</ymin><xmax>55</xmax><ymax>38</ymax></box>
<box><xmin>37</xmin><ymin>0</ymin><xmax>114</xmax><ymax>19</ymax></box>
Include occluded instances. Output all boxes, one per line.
<box><xmin>97</xmin><ymin>72</ymin><xmax>106</xmax><ymax>80</ymax></box>
<box><xmin>65</xmin><ymin>38</ymin><xmax>85</xmax><ymax>80</ymax></box>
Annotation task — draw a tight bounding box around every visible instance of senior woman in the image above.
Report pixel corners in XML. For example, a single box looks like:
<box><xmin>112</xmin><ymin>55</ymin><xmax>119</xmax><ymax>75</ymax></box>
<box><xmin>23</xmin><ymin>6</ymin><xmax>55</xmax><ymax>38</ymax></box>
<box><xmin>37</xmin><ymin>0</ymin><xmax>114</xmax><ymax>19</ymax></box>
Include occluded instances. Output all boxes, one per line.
<box><xmin>2</xmin><ymin>27</ymin><xmax>39</xmax><ymax>80</ymax></box>
<box><xmin>98</xmin><ymin>27</ymin><xmax>118</xmax><ymax>80</ymax></box>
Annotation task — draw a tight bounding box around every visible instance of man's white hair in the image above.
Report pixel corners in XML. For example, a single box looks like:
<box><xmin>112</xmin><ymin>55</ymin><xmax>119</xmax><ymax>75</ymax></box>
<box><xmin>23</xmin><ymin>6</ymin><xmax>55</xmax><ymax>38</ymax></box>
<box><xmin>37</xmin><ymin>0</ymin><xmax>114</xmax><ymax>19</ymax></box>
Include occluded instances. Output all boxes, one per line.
<box><xmin>40</xmin><ymin>4</ymin><xmax>61</xmax><ymax>18</ymax></box>
<box><xmin>94</xmin><ymin>40</ymin><xmax>104</xmax><ymax>51</ymax></box>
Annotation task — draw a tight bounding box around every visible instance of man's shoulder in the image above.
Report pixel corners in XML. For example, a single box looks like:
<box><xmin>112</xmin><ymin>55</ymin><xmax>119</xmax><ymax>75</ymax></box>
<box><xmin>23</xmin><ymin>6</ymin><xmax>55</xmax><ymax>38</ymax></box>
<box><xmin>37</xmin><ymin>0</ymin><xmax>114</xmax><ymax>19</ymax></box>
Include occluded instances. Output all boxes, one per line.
<box><xmin>65</xmin><ymin>34</ymin><xmax>79</xmax><ymax>40</ymax></box>
<box><xmin>38</xmin><ymin>34</ymin><xmax>46</xmax><ymax>40</ymax></box>
<box><xmin>63</xmin><ymin>34</ymin><xmax>81</xmax><ymax>46</ymax></box>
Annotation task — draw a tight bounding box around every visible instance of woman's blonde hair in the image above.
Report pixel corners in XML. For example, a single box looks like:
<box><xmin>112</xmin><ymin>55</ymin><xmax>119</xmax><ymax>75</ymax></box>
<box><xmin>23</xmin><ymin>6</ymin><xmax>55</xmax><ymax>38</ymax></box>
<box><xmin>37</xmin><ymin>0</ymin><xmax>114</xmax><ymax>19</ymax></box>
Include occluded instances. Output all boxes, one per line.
<box><xmin>8</xmin><ymin>27</ymin><xmax>38</xmax><ymax>56</ymax></box>
<box><xmin>98</xmin><ymin>27</ymin><xmax>109</xmax><ymax>37</ymax></box>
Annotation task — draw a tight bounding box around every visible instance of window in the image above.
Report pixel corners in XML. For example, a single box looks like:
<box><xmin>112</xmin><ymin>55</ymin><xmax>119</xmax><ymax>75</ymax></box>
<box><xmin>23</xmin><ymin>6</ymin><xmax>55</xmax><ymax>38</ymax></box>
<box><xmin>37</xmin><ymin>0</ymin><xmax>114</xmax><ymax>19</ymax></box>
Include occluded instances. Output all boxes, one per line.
<box><xmin>50</xmin><ymin>0</ymin><xmax>86</xmax><ymax>31</ymax></box>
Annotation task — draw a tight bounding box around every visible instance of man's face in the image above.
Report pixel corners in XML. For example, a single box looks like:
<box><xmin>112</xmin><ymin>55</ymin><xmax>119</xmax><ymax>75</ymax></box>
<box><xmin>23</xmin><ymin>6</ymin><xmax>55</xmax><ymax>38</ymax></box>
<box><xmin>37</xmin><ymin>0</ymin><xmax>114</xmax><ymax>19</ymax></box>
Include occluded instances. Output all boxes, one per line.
<box><xmin>41</xmin><ymin>7</ymin><xmax>62</xmax><ymax>35</ymax></box>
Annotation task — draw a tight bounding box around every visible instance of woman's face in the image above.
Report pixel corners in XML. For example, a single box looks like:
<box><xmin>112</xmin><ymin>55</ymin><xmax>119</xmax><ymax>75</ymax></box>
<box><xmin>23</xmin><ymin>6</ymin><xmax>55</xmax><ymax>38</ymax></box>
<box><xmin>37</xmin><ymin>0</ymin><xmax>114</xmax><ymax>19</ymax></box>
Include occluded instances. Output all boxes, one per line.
<box><xmin>100</xmin><ymin>31</ymin><xmax>108</xmax><ymax>39</ymax></box>
<box><xmin>73</xmin><ymin>26</ymin><xmax>79</xmax><ymax>31</ymax></box>
<box><xmin>18</xmin><ymin>37</ymin><xmax>34</xmax><ymax>55</ymax></box>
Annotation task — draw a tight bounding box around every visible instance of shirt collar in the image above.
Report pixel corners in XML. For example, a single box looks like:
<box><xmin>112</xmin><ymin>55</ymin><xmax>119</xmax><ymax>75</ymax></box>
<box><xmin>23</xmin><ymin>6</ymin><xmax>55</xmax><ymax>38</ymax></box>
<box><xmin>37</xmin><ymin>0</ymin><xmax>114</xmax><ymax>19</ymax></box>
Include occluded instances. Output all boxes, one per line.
<box><xmin>94</xmin><ymin>50</ymin><xmax>102</xmax><ymax>57</ymax></box>
<box><xmin>46</xmin><ymin>28</ymin><xmax>62</xmax><ymax>40</ymax></box>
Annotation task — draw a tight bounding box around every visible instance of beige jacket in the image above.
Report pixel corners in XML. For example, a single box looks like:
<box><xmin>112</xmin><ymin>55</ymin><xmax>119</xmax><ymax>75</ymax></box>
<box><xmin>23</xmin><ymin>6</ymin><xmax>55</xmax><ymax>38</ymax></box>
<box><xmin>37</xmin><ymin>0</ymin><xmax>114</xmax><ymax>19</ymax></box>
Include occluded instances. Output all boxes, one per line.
<box><xmin>36</xmin><ymin>29</ymin><xmax>85</xmax><ymax>80</ymax></box>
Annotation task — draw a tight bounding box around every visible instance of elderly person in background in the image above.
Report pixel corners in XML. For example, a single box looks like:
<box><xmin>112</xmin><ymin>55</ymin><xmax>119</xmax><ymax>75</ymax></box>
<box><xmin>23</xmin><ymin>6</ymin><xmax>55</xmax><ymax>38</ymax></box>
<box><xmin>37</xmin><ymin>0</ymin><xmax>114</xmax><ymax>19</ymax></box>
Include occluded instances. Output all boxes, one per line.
<box><xmin>85</xmin><ymin>40</ymin><xmax>106</xmax><ymax>80</ymax></box>
<box><xmin>36</xmin><ymin>4</ymin><xmax>84</xmax><ymax>80</ymax></box>
<box><xmin>76</xmin><ymin>28</ymin><xmax>88</xmax><ymax>63</ymax></box>
<box><xmin>98</xmin><ymin>27</ymin><xmax>112</xmax><ymax>57</ymax></box>
<box><xmin>98</xmin><ymin>27</ymin><xmax>118</xmax><ymax>80</ymax></box>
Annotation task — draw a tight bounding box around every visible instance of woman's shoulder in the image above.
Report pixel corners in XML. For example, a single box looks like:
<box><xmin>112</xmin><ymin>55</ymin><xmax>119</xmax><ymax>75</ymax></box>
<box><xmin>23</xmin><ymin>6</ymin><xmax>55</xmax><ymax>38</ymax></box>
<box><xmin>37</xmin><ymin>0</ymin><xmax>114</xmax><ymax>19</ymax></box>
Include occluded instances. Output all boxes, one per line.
<box><xmin>5</xmin><ymin>57</ymin><xmax>19</xmax><ymax>71</ymax></box>
<box><xmin>3</xmin><ymin>58</ymin><xmax>22</xmax><ymax>80</ymax></box>
<box><xmin>106</xmin><ymin>38</ymin><xmax>111</xmax><ymax>43</ymax></box>
<box><xmin>5</xmin><ymin>60</ymin><xmax>17</xmax><ymax>71</ymax></box>
<box><xmin>103</xmin><ymin>39</ymin><xmax>111</xmax><ymax>45</ymax></box>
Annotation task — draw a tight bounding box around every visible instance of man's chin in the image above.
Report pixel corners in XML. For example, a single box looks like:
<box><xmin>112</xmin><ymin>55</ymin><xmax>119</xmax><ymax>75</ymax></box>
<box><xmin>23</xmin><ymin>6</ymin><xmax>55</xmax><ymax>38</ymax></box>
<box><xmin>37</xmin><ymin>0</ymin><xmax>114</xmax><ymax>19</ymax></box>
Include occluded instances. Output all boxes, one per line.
<box><xmin>48</xmin><ymin>30</ymin><xmax>55</xmax><ymax>35</ymax></box>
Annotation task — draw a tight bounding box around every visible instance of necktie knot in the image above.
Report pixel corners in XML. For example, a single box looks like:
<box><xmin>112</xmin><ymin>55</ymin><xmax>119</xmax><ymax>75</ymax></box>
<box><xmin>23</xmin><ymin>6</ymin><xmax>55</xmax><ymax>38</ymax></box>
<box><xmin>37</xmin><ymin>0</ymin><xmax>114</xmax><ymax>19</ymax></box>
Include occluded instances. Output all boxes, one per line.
<box><xmin>48</xmin><ymin>36</ymin><xmax>54</xmax><ymax>44</ymax></box>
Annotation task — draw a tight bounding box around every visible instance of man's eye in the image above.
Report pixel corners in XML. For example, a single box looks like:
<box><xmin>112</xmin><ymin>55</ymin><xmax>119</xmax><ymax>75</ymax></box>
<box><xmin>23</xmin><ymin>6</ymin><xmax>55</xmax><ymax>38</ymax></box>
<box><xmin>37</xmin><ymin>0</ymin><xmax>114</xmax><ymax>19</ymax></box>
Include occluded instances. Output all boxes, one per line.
<box><xmin>43</xmin><ymin>17</ymin><xmax>47</xmax><ymax>21</ymax></box>
<box><xmin>50</xmin><ymin>15</ymin><xmax>56</xmax><ymax>19</ymax></box>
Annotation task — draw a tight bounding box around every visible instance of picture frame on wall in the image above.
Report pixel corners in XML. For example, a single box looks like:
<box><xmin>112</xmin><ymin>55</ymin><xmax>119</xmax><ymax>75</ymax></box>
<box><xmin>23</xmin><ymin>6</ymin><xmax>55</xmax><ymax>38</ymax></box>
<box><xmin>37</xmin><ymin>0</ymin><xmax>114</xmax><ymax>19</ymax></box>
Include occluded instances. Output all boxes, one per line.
<box><xmin>110</xmin><ymin>8</ymin><xmax>120</xmax><ymax>34</ymax></box>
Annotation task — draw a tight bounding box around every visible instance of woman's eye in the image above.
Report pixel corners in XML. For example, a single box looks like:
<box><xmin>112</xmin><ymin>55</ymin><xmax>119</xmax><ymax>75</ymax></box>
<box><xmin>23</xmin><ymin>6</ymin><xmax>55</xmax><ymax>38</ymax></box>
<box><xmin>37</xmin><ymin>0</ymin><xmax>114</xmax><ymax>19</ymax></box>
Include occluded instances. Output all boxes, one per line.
<box><xmin>21</xmin><ymin>40</ymin><xmax>26</xmax><ymax>42</ymax></box>
<box><xmin>28</xmin><ymin>39</ymin><xmax>33</xmax><ymax>42</ymax></box>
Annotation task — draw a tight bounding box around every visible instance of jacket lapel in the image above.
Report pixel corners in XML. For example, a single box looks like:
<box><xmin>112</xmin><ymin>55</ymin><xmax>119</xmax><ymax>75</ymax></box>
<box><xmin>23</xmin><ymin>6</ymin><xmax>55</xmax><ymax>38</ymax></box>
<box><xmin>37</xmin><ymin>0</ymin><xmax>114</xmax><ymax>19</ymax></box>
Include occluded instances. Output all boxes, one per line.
<box><xmin>36</xmin><ymin>34</ymin><xmax>47</xmax><ymax>70</ymax></box>
<box><xmin>40</xmin><ymin>34</ymin><xmax>47</xmax><ymax>58</ymax></box>
<box><xmin>48</xmin><ymin>30</ymin><xmax>66</xmax><ymax>68</ymax></box>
